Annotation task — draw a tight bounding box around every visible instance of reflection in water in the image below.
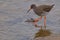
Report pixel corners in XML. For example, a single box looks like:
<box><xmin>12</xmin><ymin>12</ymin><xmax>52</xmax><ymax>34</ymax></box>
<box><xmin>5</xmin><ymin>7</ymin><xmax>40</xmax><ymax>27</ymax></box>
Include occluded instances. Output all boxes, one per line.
<box><xmin>25</xmin><ymin>18</ymin><xmax>52</xmax><ymax>40</ymax></box>
<box><xmin>34</xmin><ymin>28</ymin><xmax>52</xmax><ymax>39</ymax></box>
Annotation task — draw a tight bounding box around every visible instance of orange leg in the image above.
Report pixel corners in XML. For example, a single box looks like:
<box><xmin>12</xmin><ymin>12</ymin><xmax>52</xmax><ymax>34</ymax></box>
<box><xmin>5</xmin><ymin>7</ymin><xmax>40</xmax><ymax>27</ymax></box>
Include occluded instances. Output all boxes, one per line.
<box><xmin>33</xmin><ymin>16</ymin><xmax>42</xmax><ymax>27</ymax></box>
<box><xmin>40</xmin><ymin>16</ymin><xmax>42</xmax><ymax>20</ymax></box>
<box><xmin>44</xmin><ymin>16</ymin><xmax>46</xmax><ymax>29</ymax></box>
<box><xmin>33</xmin><ymin>18</ymin><xmax>39</xmax><ymax>27</ymax></box>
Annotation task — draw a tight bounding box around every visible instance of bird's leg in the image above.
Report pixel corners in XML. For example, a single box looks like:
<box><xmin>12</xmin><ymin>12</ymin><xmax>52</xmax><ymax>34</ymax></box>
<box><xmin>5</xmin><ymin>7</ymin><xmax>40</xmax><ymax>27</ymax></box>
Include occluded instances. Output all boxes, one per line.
<box><xmin>33</xmin><ymin>18</ymin><xmax>40</xmax><ymax>27</ymax></box>
<box><xmin>44</xmin><ymin>16</ymin><xmax>46</xmax><ymax>30</ymax></box>
<box><xmin>33</xmin><ymin>16</ymin><xmax>42</xmax><ymax>27</ymax></box>
<box><xmin>40</xmin><ymin>16</ymin><xmax>42</xmax><ymax>20</ymax></box>
<box><xmin>39</xmin><ymin>16</ymin><xmax>42</xmax><ymax>29</ymax></box>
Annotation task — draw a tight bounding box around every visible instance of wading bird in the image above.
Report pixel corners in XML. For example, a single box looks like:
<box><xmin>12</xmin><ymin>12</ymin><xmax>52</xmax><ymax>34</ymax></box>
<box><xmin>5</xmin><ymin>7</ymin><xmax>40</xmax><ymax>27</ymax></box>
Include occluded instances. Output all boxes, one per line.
<box><xmin>27</xmin><ymin>4</ymin><xmax>54</xmax><ymax>29</ymax></box>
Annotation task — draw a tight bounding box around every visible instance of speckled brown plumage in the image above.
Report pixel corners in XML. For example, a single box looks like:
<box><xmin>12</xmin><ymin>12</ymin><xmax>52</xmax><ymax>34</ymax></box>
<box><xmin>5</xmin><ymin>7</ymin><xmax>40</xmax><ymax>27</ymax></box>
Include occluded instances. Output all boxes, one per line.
<box><xmin>30</xmin><ymin>4</ymin><xmax>54</xmax><ymax>16</ymax></box>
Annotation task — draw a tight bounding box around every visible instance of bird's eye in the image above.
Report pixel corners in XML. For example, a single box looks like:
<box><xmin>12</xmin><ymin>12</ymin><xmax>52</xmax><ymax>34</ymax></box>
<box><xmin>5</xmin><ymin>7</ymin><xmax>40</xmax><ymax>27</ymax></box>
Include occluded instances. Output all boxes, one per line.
<box><xmin>31</xmin><ymin>4</ymin><xmax>35</xmax><ymax>8</ymax></box>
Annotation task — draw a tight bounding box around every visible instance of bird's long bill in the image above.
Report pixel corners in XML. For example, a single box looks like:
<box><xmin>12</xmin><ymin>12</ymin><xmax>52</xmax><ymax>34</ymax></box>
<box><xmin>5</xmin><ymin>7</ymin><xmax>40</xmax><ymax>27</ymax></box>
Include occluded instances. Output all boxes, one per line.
<box><xmin>27</xmin><ymin>8</ymin><xmax>31</xmax><ymax>13</ymax></box>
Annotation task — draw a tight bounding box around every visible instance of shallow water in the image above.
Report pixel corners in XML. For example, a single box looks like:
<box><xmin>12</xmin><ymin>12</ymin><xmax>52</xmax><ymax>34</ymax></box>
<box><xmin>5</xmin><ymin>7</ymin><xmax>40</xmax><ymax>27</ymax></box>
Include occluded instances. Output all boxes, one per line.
<box><xmin>0</xmin><ymin>0</ymin><xmax>60</xmax><ymax>40</ymax></box>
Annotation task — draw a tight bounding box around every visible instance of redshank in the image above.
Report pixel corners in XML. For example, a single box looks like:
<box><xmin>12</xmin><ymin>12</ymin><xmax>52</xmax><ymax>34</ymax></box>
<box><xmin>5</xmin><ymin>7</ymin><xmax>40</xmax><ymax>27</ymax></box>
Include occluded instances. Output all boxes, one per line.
<box><xmin>27</xmin><ymin>4</ymin><xmax>54</xmax><ymax>29</ymax></box>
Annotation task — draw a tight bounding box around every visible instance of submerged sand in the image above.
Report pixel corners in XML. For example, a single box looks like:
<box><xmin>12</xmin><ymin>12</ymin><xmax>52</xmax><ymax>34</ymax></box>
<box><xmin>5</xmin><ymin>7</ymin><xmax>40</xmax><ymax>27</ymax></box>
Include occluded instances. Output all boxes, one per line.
<box><xmin>33</xmin><ymin>29</ymin><xmax>60</xmax><ymax>40</ymax></box>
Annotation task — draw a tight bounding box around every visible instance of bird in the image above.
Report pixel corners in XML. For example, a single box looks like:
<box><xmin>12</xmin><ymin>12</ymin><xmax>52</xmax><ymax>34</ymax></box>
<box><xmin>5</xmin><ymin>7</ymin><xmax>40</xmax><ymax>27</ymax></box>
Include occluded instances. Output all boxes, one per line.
<box><xmin>27</xmin><ymin>4</ymin><xmax>55</xmax><ymax>29</ymax></box>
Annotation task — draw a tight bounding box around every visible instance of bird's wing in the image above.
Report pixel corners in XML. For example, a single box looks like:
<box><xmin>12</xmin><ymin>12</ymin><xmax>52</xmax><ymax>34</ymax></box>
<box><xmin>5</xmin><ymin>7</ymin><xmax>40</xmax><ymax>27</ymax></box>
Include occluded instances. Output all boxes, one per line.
<box><xmin>38</xmin><ymin>5</ymin><xmax>53</xmax><ymax>12</ymax></box>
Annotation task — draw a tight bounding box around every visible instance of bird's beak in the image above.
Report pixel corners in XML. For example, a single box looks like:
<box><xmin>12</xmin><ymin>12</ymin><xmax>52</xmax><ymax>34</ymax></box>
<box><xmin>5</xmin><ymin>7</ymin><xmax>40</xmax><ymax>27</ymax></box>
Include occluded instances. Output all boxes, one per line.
<box><xmin>27</xmin><ymin>8</ymin><xmax>31</xmax><ymax>13</ymax></box>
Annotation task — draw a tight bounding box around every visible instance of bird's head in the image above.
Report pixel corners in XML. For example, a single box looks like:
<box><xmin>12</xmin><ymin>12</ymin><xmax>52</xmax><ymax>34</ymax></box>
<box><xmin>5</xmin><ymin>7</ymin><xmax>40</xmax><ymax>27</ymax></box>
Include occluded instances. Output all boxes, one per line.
<box><xmin>27</xmin><ymin>4</ymin><xmax>36</xmax><ymax>13</ymax></box>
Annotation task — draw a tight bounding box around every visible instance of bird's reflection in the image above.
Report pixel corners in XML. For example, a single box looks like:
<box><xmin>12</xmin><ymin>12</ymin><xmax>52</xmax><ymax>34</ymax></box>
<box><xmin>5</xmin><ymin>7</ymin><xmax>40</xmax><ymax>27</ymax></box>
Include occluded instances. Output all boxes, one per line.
<box><xmin>34</xmin><ymin>26</ymin><xmax>52</xmax><ymax>39</ymax></box>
